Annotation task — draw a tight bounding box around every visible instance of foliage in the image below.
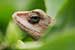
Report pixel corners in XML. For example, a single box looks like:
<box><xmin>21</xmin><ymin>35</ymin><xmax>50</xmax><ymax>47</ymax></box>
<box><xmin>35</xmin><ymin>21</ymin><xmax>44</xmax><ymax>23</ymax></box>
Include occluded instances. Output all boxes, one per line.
<box><xmin>0</xmin><ymin>0</ymin><xmax>74</xmax><ymax>50</ymax></box>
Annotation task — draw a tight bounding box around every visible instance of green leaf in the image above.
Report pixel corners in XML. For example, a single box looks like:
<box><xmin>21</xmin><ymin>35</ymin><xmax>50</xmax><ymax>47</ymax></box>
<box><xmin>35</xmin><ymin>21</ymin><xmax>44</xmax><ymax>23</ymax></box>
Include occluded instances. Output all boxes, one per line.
<box><xmin>5</xmin><ymin>21</ymin><xmax>25</xmax><ymax>45</ymax></box>
<box><xmin>37</xmin><ymin>28</ymin><xmax>75</xmax><ymax>50</ymax></box>
<box><xmin>45</xmin><ymin>0</ymin><xmax>67</xmax><ymax>17</ymax></box>
<box><xmin>52</xmin><ymin>0</ymin><xmax>75</xmax><ymax>31</ymax></box>
<box><xmin>15</xmin><ymin>40</ymin><xmax>43</xmax><ymax>49</ymax></box>
<box><xmin>0</xmin><ymin>31</ymin><xmax>4</xmax><ymax>43</ymax></box>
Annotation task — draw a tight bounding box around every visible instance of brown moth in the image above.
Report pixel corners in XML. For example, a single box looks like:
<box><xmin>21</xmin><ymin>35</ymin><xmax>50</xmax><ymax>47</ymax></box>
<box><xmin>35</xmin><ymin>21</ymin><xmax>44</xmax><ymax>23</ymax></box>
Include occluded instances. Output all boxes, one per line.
<box><xmin>12</xmin><ymin>9</ymin><xmax>54</xmax><ymax>40</ymax></box>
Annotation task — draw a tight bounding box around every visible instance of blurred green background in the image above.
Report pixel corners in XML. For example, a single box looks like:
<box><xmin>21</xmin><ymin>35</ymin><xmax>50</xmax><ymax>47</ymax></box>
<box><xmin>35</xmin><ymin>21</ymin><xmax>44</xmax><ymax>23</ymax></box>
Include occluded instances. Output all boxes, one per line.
<box><xmin>0</xmin><ymin>0</ymin><xmax>74</xmax><ymax>50</ymax></box>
